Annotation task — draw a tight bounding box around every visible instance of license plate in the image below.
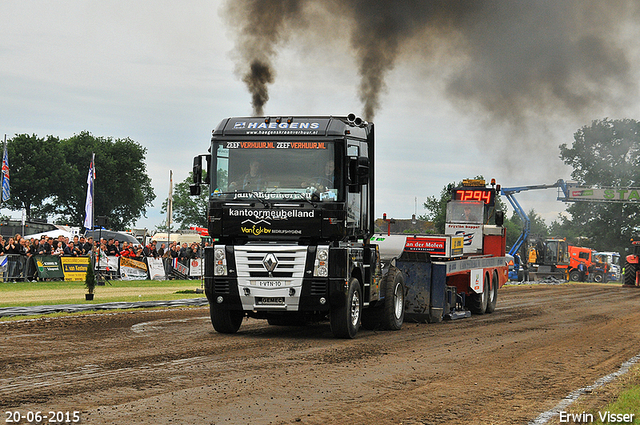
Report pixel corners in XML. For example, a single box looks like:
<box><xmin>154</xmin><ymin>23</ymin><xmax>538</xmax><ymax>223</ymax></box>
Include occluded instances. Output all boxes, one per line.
<box><xmin>257</xmin><ymin>297</ymin><xmax>285</xmax><ymax>305</ymax></box>
<box><xmin>252</xmin><ymin>280</ymin><xmax>285</xmax><ymax>287</ymax></box>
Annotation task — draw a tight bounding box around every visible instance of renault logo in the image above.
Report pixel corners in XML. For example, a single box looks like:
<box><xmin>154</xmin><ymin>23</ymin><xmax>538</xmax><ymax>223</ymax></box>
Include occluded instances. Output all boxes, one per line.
<box><xmin>263</xmin><ymin>253</ymin><xmax>278</xmax><ymax>272</ymax></box>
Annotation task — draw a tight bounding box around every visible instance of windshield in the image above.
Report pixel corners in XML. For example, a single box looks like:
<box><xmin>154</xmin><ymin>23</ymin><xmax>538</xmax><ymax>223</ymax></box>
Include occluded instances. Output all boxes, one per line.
<box><xmin>211</xmin><ymin>141</ymin><xmax>341</xmax><ymax>201</ymax></box>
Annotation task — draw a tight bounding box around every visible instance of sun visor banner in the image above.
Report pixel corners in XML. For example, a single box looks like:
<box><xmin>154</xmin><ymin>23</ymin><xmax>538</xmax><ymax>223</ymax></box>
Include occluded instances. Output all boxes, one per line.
<box><xmin>224</xmin><ymin>118</ymin><xmax>330</xmax><ymax>136</ymax></box>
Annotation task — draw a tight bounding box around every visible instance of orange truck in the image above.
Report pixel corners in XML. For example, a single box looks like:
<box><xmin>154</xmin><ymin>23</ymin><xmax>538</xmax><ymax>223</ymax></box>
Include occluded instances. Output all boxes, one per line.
<box><xmin>563</xmin><ymin>245</ymin><xmax>596</xmax><ymax>282</ymax></box>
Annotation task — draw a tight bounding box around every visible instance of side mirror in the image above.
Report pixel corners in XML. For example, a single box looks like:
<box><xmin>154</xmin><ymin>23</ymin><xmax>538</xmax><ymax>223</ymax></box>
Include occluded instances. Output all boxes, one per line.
<box><xmin>357</xmin><ymin>157</ymin><xmax>369</xmax><ymax>183</ymax></box>
<box><xmin>193</xmin><ymin>156</ymin><xmax>203</xmax><ymax>185</ymax></box>
<box><xmin>495</xmin><ymin>210</ymin><xmax>504</xmax><ymax>226</ymax></box>
<box><xmin>348</xmin><ymin>157</ymin><xmax>370</xmax><ymax>186</ymax></box>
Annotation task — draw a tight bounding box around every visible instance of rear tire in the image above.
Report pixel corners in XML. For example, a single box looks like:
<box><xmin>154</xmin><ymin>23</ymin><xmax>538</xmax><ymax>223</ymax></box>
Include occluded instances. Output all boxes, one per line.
<box><xmin>624</xmin><ymin>261</ymin><xmax>637</xmax><ymax>287</ymax></box>
<box><xmin>468</xmin><ymin>273</ymin><xmax>489</xmax><ymax>315</ymax></box>
<box><xmin>485</xmin><ymin>271</ymin><xmax>499</xmax><ymax>314</ymax></box>
<box><xmin>210</xmin><ymin>304</ymin><xmax>243</xmax><ymax>334</ymax></box>
<box><xmin>330</xmin><ymin>278</ymin><xmax>362</xmax><ymax>339</ymax></box>
<box><xmin>381</xmin><ymin>267</ymin><xmax>405</xmax><ymax>330</ymax></box>
<box><xmin>361</xmin><ymin>267</ymin><xmax>406</xmax><ymax>330</ymax></box>
<box><xmin>593</xmin><ymin>272</ymin><xmax>604</xmax><ymax>283</ymax></box>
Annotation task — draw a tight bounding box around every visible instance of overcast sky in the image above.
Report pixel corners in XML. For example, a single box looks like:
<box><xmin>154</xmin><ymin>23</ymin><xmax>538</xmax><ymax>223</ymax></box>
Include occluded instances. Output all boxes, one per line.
<box><xmin>2</xmin><ymin>1</ymin><xmax>640</xmax><ymax>231</ymax></box>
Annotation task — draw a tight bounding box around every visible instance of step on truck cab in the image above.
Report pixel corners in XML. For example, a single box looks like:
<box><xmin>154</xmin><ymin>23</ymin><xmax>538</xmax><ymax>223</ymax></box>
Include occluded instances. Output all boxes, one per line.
<box><xmin>190</xmin><ymin>114</ymin><xmax>404</xmax><ymax>338</ymax></box>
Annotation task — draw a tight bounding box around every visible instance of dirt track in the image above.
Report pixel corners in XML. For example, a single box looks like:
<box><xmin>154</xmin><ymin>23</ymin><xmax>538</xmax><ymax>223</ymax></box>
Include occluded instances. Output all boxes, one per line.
<box><xmin>2</xmin><ymin>283</ymin><xmax>640</xmax><ymax>425</ymax></box>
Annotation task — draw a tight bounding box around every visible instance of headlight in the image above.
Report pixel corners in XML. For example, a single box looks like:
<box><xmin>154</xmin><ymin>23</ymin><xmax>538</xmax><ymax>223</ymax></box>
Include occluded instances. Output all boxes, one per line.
<box><xmin>317</xmin><ymin>249</ymin><xmax>328</xmax><ymax>262</ymax></box>
<box><xmin>213</xmin><ymin>245</ymin><xmax>228</xmax><ymax>276</ymax></box>
<box><xmin>314</xmin><ymin>246</ymin><xmax>329</xmax><ymax>277</ymax></box>
<box><xmin>316</xmin><ymin>265</ymin><xmax>328</xmax><ymax>277</ymax></box>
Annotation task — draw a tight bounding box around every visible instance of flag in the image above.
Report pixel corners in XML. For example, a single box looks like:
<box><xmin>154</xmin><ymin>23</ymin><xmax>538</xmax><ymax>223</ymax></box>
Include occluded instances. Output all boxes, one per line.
<box><xmin>167</xmin><ymin>170</ymin><xmax>173</xmax><ymax>230</ymax></box>
<box><xmin>83</xmin><ymin>154</ymin><xmax>95</xmax><ymax>230</ymax></box>
<box><xmin>1</xmin><ymin>139</ymin><xmax>9</xmax><ymax>202</ymax></box>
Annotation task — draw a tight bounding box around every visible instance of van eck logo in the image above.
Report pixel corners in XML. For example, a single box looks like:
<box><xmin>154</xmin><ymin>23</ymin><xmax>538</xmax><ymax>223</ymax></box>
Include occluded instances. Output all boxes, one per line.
<box><xmin>240</xmin><ymin>225</ymin><xmax>272</xmax><ymax>236</ymax></box>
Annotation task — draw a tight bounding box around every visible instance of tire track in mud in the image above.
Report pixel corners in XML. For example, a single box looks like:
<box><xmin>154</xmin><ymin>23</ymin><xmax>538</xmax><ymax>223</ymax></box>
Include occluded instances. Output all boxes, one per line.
<box><xmin>2</xmin><ymin>284</ymin><xmax>640</xmax><ymax>425</ymax></box>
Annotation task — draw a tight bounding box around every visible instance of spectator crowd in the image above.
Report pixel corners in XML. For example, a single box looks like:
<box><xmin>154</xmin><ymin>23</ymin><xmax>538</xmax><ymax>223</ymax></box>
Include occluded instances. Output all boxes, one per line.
<box><xmin>0</xmin><ymin>233</ymin><xmax>208</xmax><ymax>281</ymax></box>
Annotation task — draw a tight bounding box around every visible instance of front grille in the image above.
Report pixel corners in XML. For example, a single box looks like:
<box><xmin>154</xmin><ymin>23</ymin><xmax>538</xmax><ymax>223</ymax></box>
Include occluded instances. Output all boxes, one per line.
<box><xmin>235</xmin><ymin>246</ymin><xmax>307</xmax><ymax>278</ymax></box>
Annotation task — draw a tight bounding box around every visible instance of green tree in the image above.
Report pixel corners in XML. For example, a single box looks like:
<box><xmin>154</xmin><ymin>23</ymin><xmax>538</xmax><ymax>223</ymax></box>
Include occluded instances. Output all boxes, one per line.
<box><xmin>54</xmin><ymin>132</ymin><xmax>155</xmax><ymax>230</ymax></box>
<box><xmin>559</xmin><ymin>118</ymin><xmax>640</xmax><ymax>255</ymax></box>
<box><xmin>5</xmin><ymin>134</ymin><xmax>64</xmax><ymax>219</ymax></box>
<box><xmin>420</xmin><ymin>182</ymin><xmax>455</xmax><ymax>233</ymax></box>
<box><xmin>159</xmin><ymin>172</ymin><xmax>208</xmax><ymax>230</ymax></box>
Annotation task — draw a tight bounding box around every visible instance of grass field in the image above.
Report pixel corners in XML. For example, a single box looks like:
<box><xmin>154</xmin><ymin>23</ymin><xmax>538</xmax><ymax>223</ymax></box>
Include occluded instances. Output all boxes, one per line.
<box><xmin>0</xmin><ymin>279</ymin><xmax>206</xmax><ymax>307</ymax></box>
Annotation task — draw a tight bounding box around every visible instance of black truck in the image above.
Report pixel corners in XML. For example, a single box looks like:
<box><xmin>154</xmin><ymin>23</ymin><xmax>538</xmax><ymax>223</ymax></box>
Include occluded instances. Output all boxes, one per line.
<box><xmin>190</xmin><ymin>114</ymin><xmax>404</xmax><ymax>338</ymax></box>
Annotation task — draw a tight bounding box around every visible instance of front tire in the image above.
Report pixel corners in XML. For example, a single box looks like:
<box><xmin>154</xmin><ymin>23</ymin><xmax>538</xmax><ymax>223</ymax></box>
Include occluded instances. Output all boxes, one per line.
<box><xmin>569</xmin><ymin>270</ymin><xmax>582</xmax><ymax>282</ymax></box>
<box><xmin>210</xmin><ymin>304</ymin><xmax>243</xmax><ymax>334</ymax></box>
<box><xmin>330</xmin><ymin>278</ymin><xmax>362</xmax><ymax>339</ymax></box>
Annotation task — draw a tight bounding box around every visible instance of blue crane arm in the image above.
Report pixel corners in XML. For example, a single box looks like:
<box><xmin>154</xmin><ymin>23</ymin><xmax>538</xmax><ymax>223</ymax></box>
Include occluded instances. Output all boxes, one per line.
<box><xmin>500</xmin><ymin>179</ymin><xmax>567</xmax><ymax>257</ymax></box>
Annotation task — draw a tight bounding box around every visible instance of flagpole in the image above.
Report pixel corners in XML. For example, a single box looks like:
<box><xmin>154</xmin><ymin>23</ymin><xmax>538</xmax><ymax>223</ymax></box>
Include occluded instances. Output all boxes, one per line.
<box><xmin>91</xmin><ymin>153</ymin><xmax>95</xmax><ymax>233</ymax></box>
<box><xmin>1</xmin><ymin>134</ymin><xmax>9</xmax><ymax>209</ymax></box>
<box><xmin>0</xmin><ymin>135</ymin><xmax>5</xmax><ymax>209</ymax></box>
<box><xmin>167</xmin><ymin>169</ymin><xmax>173</xmax><ymax>249</ymax></box>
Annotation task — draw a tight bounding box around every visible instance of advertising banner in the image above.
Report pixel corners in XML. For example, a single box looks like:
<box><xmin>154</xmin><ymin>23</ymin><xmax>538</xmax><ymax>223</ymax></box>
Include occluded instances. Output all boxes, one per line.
<box><xmin>97</xmin><ymin>255</ymin><xmax>119</xmax><ymax>273</ymax></box>
<box><xmin>565</xmin><ymin>184</ymin><xmax>640</xmax><ymax>202</ymax></box>
<box><xmin>0</xmin><ymin>255</ymin><xmax>7</xmax><ymax>275</ymax></box>
<box><xmin>189</xmin><ymin>258</ymin><xmax>203</xmax><ymax>277</ymax></box>
<box><xmin>172</xmin><ymin>258</ymin><xmax>189</xmax><ymax>277</ymax></box>
<box><xmin>146</xmin><ymin>257</ymin><xmax>166</xmax><ymax>280</ymax></box>
<box><xmin>119</xmin><ymin>257</ymin><xmax>148</xmax><ymax>280</ymax></box>
<box><xmin>224</xmin><ymin>207</ymin><xmax>320</xmax><ymax>238</ymax></box>
<box><xmin>61</xmin><ymin>257</ymin><xmax>90</xmax><ymax>281</ymax></box>
<box><xmin>34</xmin><ymin>255</ymin><xmax>64</xmax><ymax>279</ymax></box>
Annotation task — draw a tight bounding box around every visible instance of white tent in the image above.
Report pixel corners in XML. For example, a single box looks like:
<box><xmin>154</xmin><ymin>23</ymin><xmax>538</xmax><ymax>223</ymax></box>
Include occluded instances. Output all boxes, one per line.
<box><xmin>24</xmin><ymin>229</ymin><xmax>75</xmax><ymax>240</ymax></box>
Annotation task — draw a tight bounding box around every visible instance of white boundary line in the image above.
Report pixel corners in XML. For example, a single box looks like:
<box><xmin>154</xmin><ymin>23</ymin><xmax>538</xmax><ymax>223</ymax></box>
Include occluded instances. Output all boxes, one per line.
<box><xmin>529</xmin><ymin>353</ymin><xmax>640</xmax><ymax>424</ymax></box>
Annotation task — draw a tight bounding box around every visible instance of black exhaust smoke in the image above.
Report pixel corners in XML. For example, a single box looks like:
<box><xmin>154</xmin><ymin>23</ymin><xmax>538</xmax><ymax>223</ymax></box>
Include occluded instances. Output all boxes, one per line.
<box><xmin>223</xmin><ymin>0</ymin><xmax>640</xmax><ymax>122</ymax></box>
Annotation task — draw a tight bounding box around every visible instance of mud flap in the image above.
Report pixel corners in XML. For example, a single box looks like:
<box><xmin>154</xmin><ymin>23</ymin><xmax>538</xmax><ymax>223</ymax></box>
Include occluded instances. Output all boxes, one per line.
<box><xmin>397</xmin><ymin>261</ymin><xmax>448</xmax><ymax>323</ymax></box>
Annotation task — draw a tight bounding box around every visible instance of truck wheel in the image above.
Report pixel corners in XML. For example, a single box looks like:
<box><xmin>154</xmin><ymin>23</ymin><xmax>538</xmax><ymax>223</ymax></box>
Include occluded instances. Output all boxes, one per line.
<box><xmin>593</xmin><ymin>272</ymin><xmax>604</xmax><ymax>283</ymax></box>
<box><xmin>468</xmin><ymin>273</ymin><xmax>489</xmax><ymax>315</ymax></box>
<box><xmin>381</xmin><ymin>267</ymin><xmax>405</xmax><ymax>330</ymax></box>
<box><xmin>210</xmin><ymin>304</ymin><xmax>243</xmax><ymax>334</ymax></box>
<box><xmin>330</xmin><ymin>278</ymin><xmax>362</xmax><ymax>338</ymax></box>
<box><xmin>624</xmin><ymin>262</ymin><xmax>637</xmax><ymax>286</ymax></box>
<box><xmin>485</xmin><ymin>271</ymin><xmax>499</xmax><ymax>314</ymax></box>
<box><xmin>569</xmin><ymin>270</ymin><xmax>582</xmax><ymax>282</ymax></box>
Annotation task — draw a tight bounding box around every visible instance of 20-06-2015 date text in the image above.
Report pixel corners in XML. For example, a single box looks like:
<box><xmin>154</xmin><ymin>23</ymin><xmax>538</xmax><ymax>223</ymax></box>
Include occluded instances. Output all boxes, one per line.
<box><xmin>5</xmin><ymin>411</ymin><xmax>80</xmax><ymax>424</ymax></box>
